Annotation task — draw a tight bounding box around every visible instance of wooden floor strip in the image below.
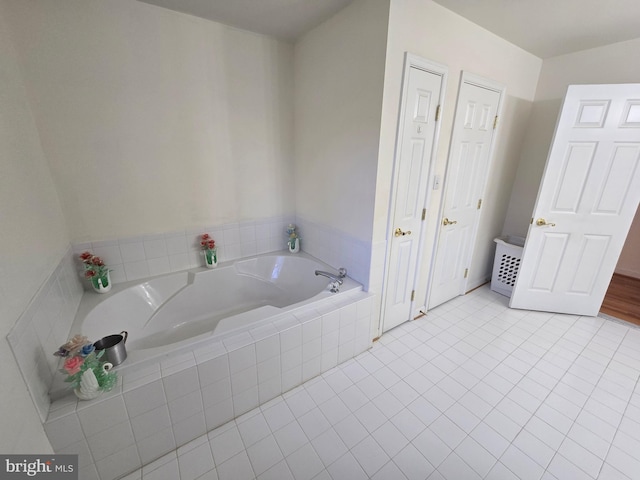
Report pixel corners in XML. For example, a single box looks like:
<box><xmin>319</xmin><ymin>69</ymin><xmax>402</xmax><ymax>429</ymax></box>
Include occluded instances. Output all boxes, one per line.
<box><xmin>600</xmin><ymin>273</ymin><xmax>640</xmax><ymax>327</ymax></box>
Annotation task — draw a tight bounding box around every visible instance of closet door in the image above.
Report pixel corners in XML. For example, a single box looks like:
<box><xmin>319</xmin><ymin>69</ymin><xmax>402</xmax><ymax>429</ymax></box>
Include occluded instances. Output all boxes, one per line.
<box><xmin>428</xmin><ymin>73</ymin><xmax>503</xmax><ymax>309</ymax></box>
<box><xmin>382</xmin><ymin>55</ymin><xmax>447</xmax><ymax>332</ymax></box>
<box><xmin>511</xmin><ymin>84</ymin><xmax>640</xmax><ymax>316</ymax></box>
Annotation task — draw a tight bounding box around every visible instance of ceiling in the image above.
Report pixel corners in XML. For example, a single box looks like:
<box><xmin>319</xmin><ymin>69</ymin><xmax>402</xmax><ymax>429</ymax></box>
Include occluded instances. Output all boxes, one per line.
<box><xmin>136</xmin><ymin>0</ymin><xmax>354</xmax><ymax>42</ymax></box>
<box><xmin>433</xmin><ymin>0</ymin><xmax>640</xmax><ymax>58</ymax></box>
<box><xmin>136</xmin><ymin>0</ymin><xmax>640</xmax><ymax>58</ymax></box>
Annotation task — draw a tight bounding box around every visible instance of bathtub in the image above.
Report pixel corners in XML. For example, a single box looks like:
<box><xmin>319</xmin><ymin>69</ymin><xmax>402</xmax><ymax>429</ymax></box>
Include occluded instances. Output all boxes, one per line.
<box><xmin>47</xmin><ymin>252</ymin><xmax>373</xmax><ymax>479</ymax></box>
<box><xmin>71</xmin><ymin>252</ymin><xmax>362</xmax><ymax>369</ymax></box>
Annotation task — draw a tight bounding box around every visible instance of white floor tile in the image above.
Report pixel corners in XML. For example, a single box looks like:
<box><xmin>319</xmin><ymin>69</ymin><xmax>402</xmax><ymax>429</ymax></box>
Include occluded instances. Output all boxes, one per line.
<box><xmin>246</xmin><ymin>435</ymin><xmax>283</xmax><ymax>476</ymax></box>
<box><xmin>309</xmin><ymin>428</ymin><xmax>347</xmax><ymax>467</ymax></box>
<box><xmin>354</xmin><ymin>401</ymin><xmax>386</xmax><ymax>433</ymax></box>
<box><xmin>256</xmin><ymin>459</ymin><xmax>293</xmax><ymax>480</ymax></box>
<box><xmin>469</xmin><ymin>421</ymin><xmax>511</xmax><ymax>459</ymax></box>
<box><xmin>484</xmin><ymin>461</ymin><xmax>519</xmax><ymax>480</ymax></box>
<box><xmin>126</xmin><ymin>286</ymin><xmax>640</xmax><ymax>480</ymax></box>
<box><xmin>178</xmin><ymin>442</ymin><xmax>214</xmax><ymax>479</ymax></box>
<box><xmin>429</xmin><ymin>415</ymin><xmax>467</xmax><ymax>449</ymax></box>
<box><xmin>317</xmin><ymin>395</ymin><xmax>350</xmax><ymax>425</ymax></box>
<box><xmin>412</xmin><ymin>428</ymin><xmax>452</xmax><ymax>468</ymax></box>
<box><xmin>297</xmin><ymin>407</ymin><xmax>331</xmax><ymax>441</ymax></box>
<box><xmin>208</xmin><ymin>426</ymin><xmax>245</xmax><ymax>466</ymax></box>
<box><xmin>273</xmin><ymin>421</ymin><xmax>309</xmax><ymax>457</ymax></box>
<box><xmin>512</xmin><ymin>429</ymin><xmax>555</xmax><ymax>468</ymax></box>
<box><xmin>522</xmin><ymin>416</ymin><xmax>565</xmax><ymax>451</ymax></box>
<box><xmin>406</xmin><ymin>396</ymin><xmax>441</xmax><ymax>427</ymax></box>
<box><xmin>499</xmin><ymin>445</ymin><xmax>545</xmax><ymax>480</ymax></box>
<box><xmin>326</xmin><ymin>452</ymin><xmax>368</xmax><ymax>480</ymax></box>
<box><xmin>438</xmin><ymin>452</ymin><xmax>482</xmax><ymax>480</ymax></box>
<box><xmin>444</xmin><ymin>402</ymin><xmax>481</xmax><ymax>433</ymax></box>
<box><xmin>371</xmin><ymin>420</ymin><xmax>409</xmax><ymax>458</ymax></box>
<box><xmin>390</xmin><ymin>408</ymin><xmax>426</xmax><ymax>441</ymax></box>
<box><xmin>216</xmin><ymin>451</ymin><xmax>255</xmax><ymax>480</ymax></box>
<box><xmin>285</xmin><ymin>443</ymin><xmax>324</xmax><ymax>480</ymax></box>
<box><xmin>338</xmin><ymin>384</ymin><xmax>369</xmax><ymax>412</ymax></box>
<box><xmin>558</xmin><ymin>437</ymin><xmax>604</xmax><ymax>478</ymax></box>
<box><xmin>546</xmin><ymin>453</ymin><xmax>595</xmax><ymax>480</ymax></box>
<box><xmin>392</xmin><ymin>443</ymin><xmax>434</xmax><ymax>480</ymax></box>
<box><xmin>332</xmin><ymin>414</ymin><xmax>368</xmax><ymax>449</ymax></box>
<box><xmin>567</xmin><ymin>421</ymin><xmax>610</xmax><ymax>459</ymax></box>
<box><xmin>371</xmin><ymin>460</ymin><xmax>409</xmax><ymax>480</ymax></box>
<box><xmin>483</xmin><ymin>409</ymin><xmax>522</xmax><ymax>442</ymax></box>
<box><xmin>350</xmin><ymin>436</ymin><xmax>390</xmax><ymax>477</ymax></box>
<box><xmin>236</xmin><ymin>412</ymin><xmax>271</xmax><ymax>447</ymax></box>
<box><xmin>454</xmin><ymin>436</ymin><xmax>497</xmax><ymax>477</ymax></box>
<box><xmin>262</xmin><ymin>399</ymin><xmax>295</xmax><ymax>432</ymax></box>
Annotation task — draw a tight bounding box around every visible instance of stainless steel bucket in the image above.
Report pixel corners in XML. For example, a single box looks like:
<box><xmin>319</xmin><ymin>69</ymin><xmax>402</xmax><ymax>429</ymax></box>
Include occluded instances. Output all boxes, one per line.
<box><xmin>94</xmin><ymin>331</ymin><xmax>128</xmax><ymax>366</ymax></box>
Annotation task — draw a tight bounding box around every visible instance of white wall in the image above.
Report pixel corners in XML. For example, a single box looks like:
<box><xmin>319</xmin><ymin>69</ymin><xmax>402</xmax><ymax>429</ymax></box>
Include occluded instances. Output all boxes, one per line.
<box><xmin>0</xmin><ymin>1</ymin><xmax>69</xmax><ymax>453</ymax></box>
<box><xmin>1</xmin><ymin>0</ymin><xmax>295</xmax><ymax>457</ymax></box>
<box><xmin>293</xmin><ymin>0</ymin><xmax>390</xmax><ymax>286</ymax></box>
<box><xmin>293</xmin><ymin>0</ymin><xmax>389</xmax><ymax>242</ymax></box>
<box><xmin>503</xmin><ymin>37</ymin><xmax>640</xmax><ymax>277</ymax></box>
<box><xmin>3</xmin><ymin>0</ymin><xmax>294</xmax><ymax>243</ymax></box>
<box><xmin>374</xmin><ymin>0</ymin><xmax>541</xmax><ymax>309</ymax></box>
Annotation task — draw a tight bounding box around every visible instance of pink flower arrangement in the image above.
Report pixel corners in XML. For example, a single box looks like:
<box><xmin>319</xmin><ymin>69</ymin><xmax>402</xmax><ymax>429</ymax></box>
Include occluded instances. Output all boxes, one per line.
<box><xmin>63</xmin><ymin>356</ymin><xmax>84</xmax><ymax>375</ymax></box>
<box><xmin>79</xmin><ymin>251</ymin><xmax>111</xmax><ymax>289</ymax></box>
<box><xmin>200</xmin><ymin>234</ymin><xmax>217</xmax><ymax>266</ymax></box>
<box><xmin>200</xmin><ymin>233</ymin><xmax>216</xmax><ymax>251</ymax></box>
<box><xmin>54</xmin><ymin>334</ymin><xmax>117</xmax><ymax>393</ymax></box>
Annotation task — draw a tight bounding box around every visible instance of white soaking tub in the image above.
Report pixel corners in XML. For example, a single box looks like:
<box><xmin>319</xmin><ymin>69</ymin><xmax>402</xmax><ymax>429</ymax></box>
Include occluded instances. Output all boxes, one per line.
<box><xmin>74</xmin><ymin>252</ymin><xmax>361</xmax><ymax>367</ymax></box>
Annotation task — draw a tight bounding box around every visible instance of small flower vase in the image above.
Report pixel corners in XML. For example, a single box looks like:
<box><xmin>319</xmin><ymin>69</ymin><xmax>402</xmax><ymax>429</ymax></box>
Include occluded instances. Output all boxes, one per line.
<box><xmin>74</xmin><ymin>368</ymin><xmax>101</xmax><ymax>401</ymax></box>
<box><xmin>288</xmin><ymin>237</ymin><xmax>300</xmax><ymax>253</ymax></box>
<box><xmin>204</xmin><ymin>248</ymin><xmax>218</xmax><ymax>268</ymax></box>
<box><xmin>74</xmin><ymin>362</ymin><xmax>113</xmax><ymax>401</ymax></box>
<box><xmin>91</xmin><ymin>272</ymin><xmax>111</xmax><ymax>293</ymax></box>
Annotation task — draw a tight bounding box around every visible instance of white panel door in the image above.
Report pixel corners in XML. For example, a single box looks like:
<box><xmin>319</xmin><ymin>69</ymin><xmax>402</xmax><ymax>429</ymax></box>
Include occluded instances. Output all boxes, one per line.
<box><xmin>511</xmin><ymin>84</ymin><xmax>640</xmax><ymax>316</ymax></box>
<box><xmin>382</xmin><ymin>58</ymin><xmax>446</xmax><ymax>332</ymax></box>
<box><xmin>428</xmin><ymin>75</ymin><xmax>502</xmax><ymax>309</ymax></box>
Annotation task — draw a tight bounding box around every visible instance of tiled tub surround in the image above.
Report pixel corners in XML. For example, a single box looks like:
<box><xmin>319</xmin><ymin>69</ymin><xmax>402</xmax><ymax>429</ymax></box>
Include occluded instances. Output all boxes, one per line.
<box><xmin>7</xmin><ymin>247</ymin><xmax>85</xmax><ymax>421</ymax></box>
<box><xmin>5</xmin><ymin>216</ymin><xmax>377</xmax><ymax>479</ymax></box>
<box><xmin>71</xmin><ymin>217</ymin><xmax>298</xmax><ymax>286</ymax></box>
<box><xmin>294</xmin><ymin>216</ymin><xmax>373</xmax><ymax>291</ymax></box>
<box><xmin>44</xmin><ymin>284</ymin><xmax>374</xmax><ymax>479</ymax></box>
<box><xmin>7</xmin><ymin>217</ymin><xmax>298</xmax><ymax>424</ymax></box>
<box><xmin>7</xmin><ymin>216</ymin><xmax>376</xmax><ymax>421</ymax></box>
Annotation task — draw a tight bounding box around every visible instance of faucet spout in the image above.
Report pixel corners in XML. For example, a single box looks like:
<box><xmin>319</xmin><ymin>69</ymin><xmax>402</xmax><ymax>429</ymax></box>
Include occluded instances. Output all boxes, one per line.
<box><xmin>315</xmin><ymin>270</ymin><xmax>344</xmax><ymax>285</ymax></box>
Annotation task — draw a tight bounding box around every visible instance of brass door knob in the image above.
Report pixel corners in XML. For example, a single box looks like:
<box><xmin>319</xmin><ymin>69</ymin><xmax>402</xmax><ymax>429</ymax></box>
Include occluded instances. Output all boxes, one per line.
<box><xmin>536</xmin><ymin>218</ymin><xmax>556</xmax><ymax>227</ymax></box>
<box><xmin>442</xmin><ymin>217</ymin><xmax>458</xmax><ymax>226</ymax></box>
<box><xmin>394</xmin><ymin>228</ymin><xmax>412</xmax><ymax>237</ymax></box>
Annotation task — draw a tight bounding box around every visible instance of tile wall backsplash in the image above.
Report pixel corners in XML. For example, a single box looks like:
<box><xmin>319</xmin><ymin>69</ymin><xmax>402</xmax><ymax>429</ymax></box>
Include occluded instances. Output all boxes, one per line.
<box><xmin>295</xmin><ymin>217</ymin><xmax>372</xmax><ymax>291</ymax></box>
<box><xmin>7</xmin><ymin>247</ymin><xmax>84</xmax><ymax>421</ymax></box>
<box><xmin>71</xmin><ymin>217</ymin><xmax>296</xmax><ymax>285</ymax></box>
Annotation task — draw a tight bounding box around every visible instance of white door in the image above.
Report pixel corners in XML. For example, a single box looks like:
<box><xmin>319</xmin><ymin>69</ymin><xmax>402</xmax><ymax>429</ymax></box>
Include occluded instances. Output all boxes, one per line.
<box><xmin>382</xmin><ymin>55</ymin><xmax>447</xmax><ymax>332</ymax></box>
<box><xmin>428</xmin><ymin>74</ymin><xmax>503</xmax><ymax>309</ymax></box>
<box><xmin>511</xmin><ymin>84</ymin><xmax>640</xmax><ymax>316</ymax></box>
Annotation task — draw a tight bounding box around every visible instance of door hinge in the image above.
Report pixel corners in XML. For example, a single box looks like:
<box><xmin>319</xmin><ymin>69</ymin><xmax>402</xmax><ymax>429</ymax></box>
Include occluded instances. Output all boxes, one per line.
<box><xmin>435</xmin><ymin>105</ymin><xmax>441</xmax><ymax>122</ymax></box>
<box><xmin>411</xmin><ymin>290</ymin><xmax>415</xmax><ymax>301</ymax></box>
<box><xmin>421</xmin><ymin>208</ymin><xmax>426</xmax><ymax>221</ymax></box>
<box><xmin>493</xmin><ymin>115</ymin><xmax>498</xmax><ymax>130</ymax></box>
<box><xmin>477</xmin><ymin>199</ymin><xmax>482</xmax><ymax>210</ymax></box>
<box><xmin>464</xmin><ymin>268</ymin><xmax>469</xmax><ymax>278</ymax></box>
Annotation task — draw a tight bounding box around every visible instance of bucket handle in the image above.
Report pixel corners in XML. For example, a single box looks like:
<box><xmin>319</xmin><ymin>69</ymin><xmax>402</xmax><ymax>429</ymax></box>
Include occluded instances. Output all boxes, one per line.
<box><xmin>120</xmin><ymin>331</ymin><xmax>128</xmax><ymax>344</ymax></box>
